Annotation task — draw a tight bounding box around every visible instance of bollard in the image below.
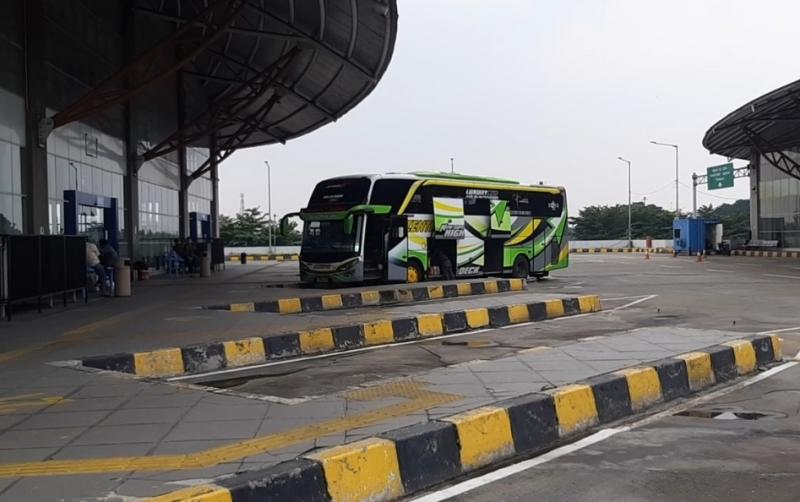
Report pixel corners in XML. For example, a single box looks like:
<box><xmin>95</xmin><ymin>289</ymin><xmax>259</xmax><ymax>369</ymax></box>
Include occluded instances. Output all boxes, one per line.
<box><xmin>240</xmin><ymin>252</ymin><xmax>247</xmax><ymax>265</ymax></box>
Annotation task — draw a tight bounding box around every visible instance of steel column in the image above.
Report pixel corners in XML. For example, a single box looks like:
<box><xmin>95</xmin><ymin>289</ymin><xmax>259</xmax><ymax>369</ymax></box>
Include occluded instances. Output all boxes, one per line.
<box><xmin>21</xmin><ymin>0</ymin><xmax>50</xmax><ymax>235</ymax></box>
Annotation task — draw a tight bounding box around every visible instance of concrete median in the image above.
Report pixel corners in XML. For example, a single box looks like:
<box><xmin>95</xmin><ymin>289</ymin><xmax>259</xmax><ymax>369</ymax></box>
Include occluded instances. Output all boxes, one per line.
<box><xmin>213</xmin><ymin>278</ymin><xmax>527</xmax><ymax>314</ymax></box>
<box><xmin>80</xmin><ymin>294</ymin><xmax>602</xmax><ymax>378</ymax></box>
<box><xmin>148</xmin><ymin>334</ymin><xmax>783</xmax><ymax>502</ymax></box>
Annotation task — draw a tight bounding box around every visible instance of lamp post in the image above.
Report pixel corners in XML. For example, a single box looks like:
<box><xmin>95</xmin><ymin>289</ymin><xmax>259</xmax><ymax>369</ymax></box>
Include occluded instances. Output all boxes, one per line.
<box><xmin>264</xmin><ymin>161</ymin><xmax>272</xmax><ymax>255</ymax></box>
<box><xmin>450</xmin><ymin>157</ymin><xmax>454</xmax><ymax>174</ymax></box>
<box><xmin>617</xmin><ymin>157</ymin><xmax>632</xmax><ymax>248</ymax></box>
<box><xmin>650</xmin><ymin>141</ymin><xmax>679</xmax><ymax>219</ymax></box>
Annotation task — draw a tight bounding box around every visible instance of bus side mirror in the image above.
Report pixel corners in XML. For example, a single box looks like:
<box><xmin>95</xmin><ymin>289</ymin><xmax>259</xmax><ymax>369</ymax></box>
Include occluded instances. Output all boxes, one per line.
<box><xmin>280</xmin><ymin>212</ymin><xmax>301</xmax><ymax>236</ymax></box>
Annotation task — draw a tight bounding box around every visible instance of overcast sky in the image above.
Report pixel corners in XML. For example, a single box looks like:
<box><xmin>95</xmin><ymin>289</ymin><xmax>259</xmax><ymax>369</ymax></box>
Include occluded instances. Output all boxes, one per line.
<box><xmin>219</xmin><ymin>0</ymin><xmax>800</xmax><ymax>218</ymax></box>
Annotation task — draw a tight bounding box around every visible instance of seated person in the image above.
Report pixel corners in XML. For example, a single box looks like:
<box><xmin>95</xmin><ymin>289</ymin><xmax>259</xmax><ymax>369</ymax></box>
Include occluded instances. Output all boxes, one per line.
<box><xmin>86</xmin><ymin>240</ymin><xmax>110</xmax><ymax>295</ymax></box>
<box><xmin>99</xmin><ymin>239</ymin><xmax>119</xmax><ymax>268</ymax></box>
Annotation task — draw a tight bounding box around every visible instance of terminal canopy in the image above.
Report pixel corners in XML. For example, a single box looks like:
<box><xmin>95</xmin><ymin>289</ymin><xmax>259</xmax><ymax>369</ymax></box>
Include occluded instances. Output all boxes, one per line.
<box><xmin>703</xmin><ymin>78</ymin><xmax>800</xmax><ymax>180</ymax></box>
<box><xmin>51</xmin><ymin>0</ymin><xmax>398</xmax><ymax>177</ymax></box>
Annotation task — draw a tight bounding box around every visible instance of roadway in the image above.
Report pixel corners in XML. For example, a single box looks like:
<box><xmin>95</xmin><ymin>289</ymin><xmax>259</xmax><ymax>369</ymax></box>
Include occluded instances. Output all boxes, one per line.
<box><xmin>0</xmin><ymin>252</ymin><xmax>798</xmax><ymax>500</ymax></box>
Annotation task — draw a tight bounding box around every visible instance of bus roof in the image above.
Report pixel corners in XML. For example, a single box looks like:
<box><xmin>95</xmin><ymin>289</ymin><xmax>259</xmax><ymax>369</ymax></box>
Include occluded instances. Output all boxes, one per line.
<box><xmin>319</xmin><ymin>172</ymin><xmax>562</xmax><ymax>190</ymax></box>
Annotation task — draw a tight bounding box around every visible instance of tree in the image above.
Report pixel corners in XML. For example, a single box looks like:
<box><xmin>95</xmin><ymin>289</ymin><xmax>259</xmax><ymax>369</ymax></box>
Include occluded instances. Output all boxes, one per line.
<box><xmin>219</xmin><ymin>208</ymin><xmax>301</xmax><ymax>246</ymax></box>
<box><xmin>696</xmin><ymin>200</ymin><xmax>750</xmax><ymax>240</ymax></box>
<box><xmin>570</xmin><ymin>203</ymin><xmax>676</xmax><ymax>240</ymax></box>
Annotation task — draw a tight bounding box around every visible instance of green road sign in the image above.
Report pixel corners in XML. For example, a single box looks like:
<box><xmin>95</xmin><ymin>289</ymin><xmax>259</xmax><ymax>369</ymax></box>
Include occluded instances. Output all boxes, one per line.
<box><xmin>707</xmin><ymin>163</ymin><xmax>734</xmax><ymax>190</ymax></box>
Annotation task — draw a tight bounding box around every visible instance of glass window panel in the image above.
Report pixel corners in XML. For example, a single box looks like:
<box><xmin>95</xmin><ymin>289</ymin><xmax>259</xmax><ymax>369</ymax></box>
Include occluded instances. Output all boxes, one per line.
<box><xmin>0</xmin><ymin>142</ymin><xmax>11</xmax><ymax>193</ymax></box>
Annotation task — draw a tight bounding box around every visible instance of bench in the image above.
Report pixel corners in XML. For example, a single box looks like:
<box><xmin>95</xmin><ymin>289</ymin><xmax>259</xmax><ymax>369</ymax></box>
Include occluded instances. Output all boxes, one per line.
<box><xmin>745</xmin><ymin>239</ymin><xmax>778</xmax><ymax>250</ymax></box>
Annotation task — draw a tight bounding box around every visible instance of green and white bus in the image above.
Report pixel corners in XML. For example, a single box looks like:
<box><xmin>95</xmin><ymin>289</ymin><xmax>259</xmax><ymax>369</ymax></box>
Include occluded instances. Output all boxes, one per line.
<box><xmin>281</xmin><ymin>172</ymin><xmax>569</xmax><ymax>284</ymax></box>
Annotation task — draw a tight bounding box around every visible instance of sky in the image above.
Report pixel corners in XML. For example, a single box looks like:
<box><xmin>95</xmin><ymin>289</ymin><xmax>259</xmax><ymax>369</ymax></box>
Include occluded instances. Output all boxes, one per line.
<box><xmin>219</xmin><ymin>0</ymin><xmax>800</xmax><ymax>219</ymax></box>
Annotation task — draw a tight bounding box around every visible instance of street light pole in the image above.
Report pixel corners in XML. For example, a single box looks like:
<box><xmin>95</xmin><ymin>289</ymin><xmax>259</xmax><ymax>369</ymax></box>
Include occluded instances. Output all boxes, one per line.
<box><xmin>650</xmin><ymin>141</ymin><xmax>679</xmax><ymax>219</ymax></box>
<box><xmin>450</xmin><ymin>157</ymin><xmax>454</xmax><ymax>174</ymax></box>
<box><xmin>264</xmin><ymin>161</ymin><xmax>272</xmax><ymax>255</ymax></box>
<box><xmin>618</xmin><ymin>157</ymin><xmax>632</xmax><ymax>248</ymax></box>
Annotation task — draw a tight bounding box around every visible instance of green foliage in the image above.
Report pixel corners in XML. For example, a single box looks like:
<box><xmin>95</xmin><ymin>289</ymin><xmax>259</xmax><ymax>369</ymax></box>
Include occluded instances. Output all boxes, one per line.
<box><xmin>570</xmin><ymin>199</ymin><xmax>750</xmax><ymax>240</ymax></box>
<box><xmin>570</xmin><ymin>204</ymin><xmax>678</xmax><ymax>240</ymax></box>
<box><xmin>696</xmin><ymin>200</ymin><xmax>750</xmax><ymax>239</ymax></box>
<box><xmin>219</xmin><ymin>207</ymin><xmax>301</xmax><ymax>246</ymax></box>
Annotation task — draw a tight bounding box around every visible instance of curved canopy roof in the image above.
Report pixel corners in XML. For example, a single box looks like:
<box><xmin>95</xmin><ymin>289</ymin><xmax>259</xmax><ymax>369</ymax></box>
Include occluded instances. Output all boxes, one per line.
<box><xmin>51</xmin><ymin>0</ymin><xmax>398</xmax><ymax>176</ymax></box>
<box><xmin>703</xmin><ymin>78</ymin><xmax>800</xmax><ymax>160</ymax></box>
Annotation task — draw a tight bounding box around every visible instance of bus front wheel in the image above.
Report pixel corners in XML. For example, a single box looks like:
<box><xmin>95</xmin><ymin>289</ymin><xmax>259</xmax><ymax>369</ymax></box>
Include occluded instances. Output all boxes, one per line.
<box><xmin>512</xmin><ymin>255</ymin><xmax>530</xmax><ymax>279</ymax></box>
<box><xmin>407</xmin><ymin>261</ymin><xmax>423</xmax><ymax>283</ymax></box>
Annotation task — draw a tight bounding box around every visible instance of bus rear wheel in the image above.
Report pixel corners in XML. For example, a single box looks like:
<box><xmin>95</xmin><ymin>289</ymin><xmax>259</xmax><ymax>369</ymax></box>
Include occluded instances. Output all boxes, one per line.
<box><xmin>512</xmin><ymin>255</ymin><xmax>530</xmax><ymax>279</ymax></box>
<box><xmin>407</xmin><ymin>261</ymin><xmax>423</xmax><ymax>283</ymax></box>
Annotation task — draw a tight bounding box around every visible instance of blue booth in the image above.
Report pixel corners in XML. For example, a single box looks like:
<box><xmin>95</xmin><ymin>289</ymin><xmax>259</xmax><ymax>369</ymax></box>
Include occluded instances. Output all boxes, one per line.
<box><xmin>673</xmin><ymin>218</ymin><xmax>722</xmax><ymax>255</ymax></box>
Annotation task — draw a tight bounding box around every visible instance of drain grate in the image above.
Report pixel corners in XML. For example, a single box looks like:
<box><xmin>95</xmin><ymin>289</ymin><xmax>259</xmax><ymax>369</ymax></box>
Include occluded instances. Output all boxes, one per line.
<box><xmin>675</xmin><ymin>409</ymin><xmax>781</xmax><ymax>420</ymax></box>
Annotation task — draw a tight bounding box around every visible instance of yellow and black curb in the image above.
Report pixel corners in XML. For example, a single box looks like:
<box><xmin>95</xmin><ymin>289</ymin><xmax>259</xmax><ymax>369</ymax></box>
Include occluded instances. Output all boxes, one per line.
<box><xmin>149</xmin><ymin>334</ymin><xmax>783</xmax><ymax>502</ymax></box>
<box><xmin>227</xmin><ymin>253</ymin><xmax>300</xmax><ymax>262</ymax></box>
<box><xmin>570</xmin><ymin>247</ymin><xmax>671</xmax><ymax>254</ymax></box>
<box><xmin>732</xmin><ymin>249</ymin><xmax>800</xmax><ymax>258</ymax></box>
<box><xmin>212</xmin><ymin>278</ymin><xmax>526</xmax><ymax>314</ymax></box>
<box><xmin>80</xmin><ymin>294</ymin><xmax>601</xmax><ymax>378</ymax></box>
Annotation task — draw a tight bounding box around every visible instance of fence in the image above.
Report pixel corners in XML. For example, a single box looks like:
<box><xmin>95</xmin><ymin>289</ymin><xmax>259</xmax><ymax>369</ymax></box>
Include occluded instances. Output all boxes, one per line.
<box><xmin>1</xmin><ymin>235</ymin><xmax>87</xmax><ymax>319</ymax></box>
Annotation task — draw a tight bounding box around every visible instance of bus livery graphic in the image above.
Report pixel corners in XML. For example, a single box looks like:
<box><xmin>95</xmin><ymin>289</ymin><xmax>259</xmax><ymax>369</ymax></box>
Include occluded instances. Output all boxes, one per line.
<box><xmin>283</xmin><ymin>172</ymin><xmax>568</xmax><ymax>284</ymax></box>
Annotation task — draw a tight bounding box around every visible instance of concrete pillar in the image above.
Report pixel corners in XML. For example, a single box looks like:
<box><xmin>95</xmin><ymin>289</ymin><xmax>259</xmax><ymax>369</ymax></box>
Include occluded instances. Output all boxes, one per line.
<box><xmin>21</xmin><ymin>0</ymin><xmax>50</xmax><ymax>235</ymax></box>
<box><xmin>176</xmin><ymin>71</ymin><xmax>189</xmax><ymax>239</ymax></box>
<box><xmin>210</xmin><ymin>136</ymin><xmax>220</xmax><ymax>238</ymax></box>
<box><xmin>750</xmin><ymin>152</ymin><xmax>760</xmax><ymax>241</ymax></box>
<box><xmin>122</xmin><ymin>0</ymin><xmax>139</xmax><ymax>259</ymax></box>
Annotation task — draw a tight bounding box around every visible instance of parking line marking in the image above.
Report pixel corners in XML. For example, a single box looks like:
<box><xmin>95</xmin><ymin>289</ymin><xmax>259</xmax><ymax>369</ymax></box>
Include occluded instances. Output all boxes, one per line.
<box><xmin>764</xmin><ymin>273</ymin><xmax>800</xmax><ymax>280</ymax></box>
<box><xmin>607</xmin><ymin>294</ymin><xmax>658</xmax><ymax>313</ymax></box>
<box><xmin>755</xmin><ymin>326</ymin><xmax>800</xmax><ymax>335</ymax></box>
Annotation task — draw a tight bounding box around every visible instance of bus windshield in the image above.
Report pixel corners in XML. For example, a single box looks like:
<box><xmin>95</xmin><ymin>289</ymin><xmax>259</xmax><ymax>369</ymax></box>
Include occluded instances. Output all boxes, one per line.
<box><xmin>302</xmin><ymin>218</ymin><xmax>361</xmax><ymax>252</ymax></box>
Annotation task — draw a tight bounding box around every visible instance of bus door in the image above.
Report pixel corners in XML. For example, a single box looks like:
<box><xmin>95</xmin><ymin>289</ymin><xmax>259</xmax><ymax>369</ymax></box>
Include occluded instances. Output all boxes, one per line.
<box><xmin>386</xmin><ymin>215</ymin><xmax>408</xmax><ymax>281</ymax></box>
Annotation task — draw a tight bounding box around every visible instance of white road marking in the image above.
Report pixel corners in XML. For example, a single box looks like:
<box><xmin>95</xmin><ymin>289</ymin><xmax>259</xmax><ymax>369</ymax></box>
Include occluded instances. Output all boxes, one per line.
<box><xmin>578</xmin><ymin>336</ymin><xmax>606</xmax><ymax>342</ymax></box>
<box><xmin>410</xmin><ymin>361</ymin><xmax>798</xmax><ymax>502</ymax></box>
<box><xmin>706</xmin><ymin>268</ymin><xmax>734</xmax><ymax>273</ymax></box>
<box><xmin>755</xmin><ymin>326</ymin><xmax>800</xmax><ymax>335</ymax></box>
<box><xmin>764</xmin><ymin>273</ymin><xmax>800</xmax><ymax>280</ymax></box>
<box><xmin>658</xmin><ymin>265</ymin><xmax>682</xmax><ymax>269</ymax></box>
<box><xmin>606</xmin><ymin>294</ymin><xmax>658</xmax><ymax>313</ymax></box>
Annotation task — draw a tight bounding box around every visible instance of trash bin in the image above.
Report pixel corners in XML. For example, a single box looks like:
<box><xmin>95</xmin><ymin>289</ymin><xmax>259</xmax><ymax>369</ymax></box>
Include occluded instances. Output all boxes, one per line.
<box><xmin>240</xmin><ymin>252</ymin><xmax>247</xmax><ymax>264</ymax></box>
<box><xmin>116</xmin><ymin>260</ymin><xmax>131</xmax><ymax>297</ymax></box>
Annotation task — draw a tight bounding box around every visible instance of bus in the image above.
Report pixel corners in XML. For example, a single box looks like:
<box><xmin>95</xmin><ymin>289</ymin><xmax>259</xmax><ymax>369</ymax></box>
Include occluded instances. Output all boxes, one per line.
<box><xmin>281</xmin><ymin>172</ymin><xmax>568</xmax><ymax>284</ymax></box>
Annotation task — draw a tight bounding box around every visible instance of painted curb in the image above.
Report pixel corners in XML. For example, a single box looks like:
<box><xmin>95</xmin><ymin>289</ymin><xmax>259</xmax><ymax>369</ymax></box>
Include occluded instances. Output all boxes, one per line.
<box><xmin>80</xmin><ymin>294</ymin><xmax>602</xmax><ymax>378</ymax></box>
<box><xmin>731</xmin><ymin>249</ymin><xmax>800</xmax><ymax>258</ymax></box>
<box><xmin>147</xmin><ymin>334</ymin><xmax>783</xmax><ymax>502</ymax></box>
<box><xmin>212</xmin><ymin>278</ymin><xmax>527</xmax><ymax>314</ymax></box>
<box><xmin>227</xmin><ymin>253</ymin><xmax>299</xmax><ymax>262</ymax></box>
<box><xmin>570</xmin><ymin>247</ymin><xmax>671</xmax><ymax>254</ymax></box>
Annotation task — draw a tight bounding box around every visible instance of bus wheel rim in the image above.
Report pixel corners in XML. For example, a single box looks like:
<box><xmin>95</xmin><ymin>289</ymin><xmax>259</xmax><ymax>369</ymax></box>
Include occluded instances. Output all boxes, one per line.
<box><xmin>407</xmin><ymin>266</ymin><xmax>419</xmax><ymax>283</ymax></box>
